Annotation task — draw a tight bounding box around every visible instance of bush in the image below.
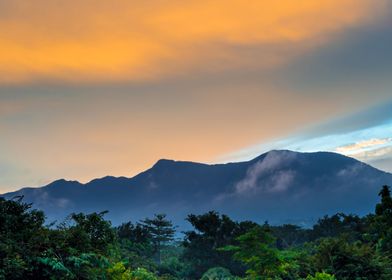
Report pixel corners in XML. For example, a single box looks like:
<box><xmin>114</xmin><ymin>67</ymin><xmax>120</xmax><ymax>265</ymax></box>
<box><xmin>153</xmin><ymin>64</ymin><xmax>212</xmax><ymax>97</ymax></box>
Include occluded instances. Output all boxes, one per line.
<box><xmin>306</xmin><ymin>272</ymin><xmax>336</xmax><ymax>280</ymax></box>
<box><xmin>200</xmin><ymin>267</ymin><xmax>238</xmax><ymax>280</ymax></box>
<box><xmin>131</xmin><ymin>267</ymin><xmax>158</xmax><ymax>280</ymax></box>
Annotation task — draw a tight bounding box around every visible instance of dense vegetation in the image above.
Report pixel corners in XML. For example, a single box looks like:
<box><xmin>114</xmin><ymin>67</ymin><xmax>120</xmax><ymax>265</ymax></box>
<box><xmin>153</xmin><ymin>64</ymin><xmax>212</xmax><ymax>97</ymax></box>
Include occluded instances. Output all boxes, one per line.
<box><xmin>1</xmin><ymin>185</ymin><xmax>392</xmax><ymax>279</ymax></box>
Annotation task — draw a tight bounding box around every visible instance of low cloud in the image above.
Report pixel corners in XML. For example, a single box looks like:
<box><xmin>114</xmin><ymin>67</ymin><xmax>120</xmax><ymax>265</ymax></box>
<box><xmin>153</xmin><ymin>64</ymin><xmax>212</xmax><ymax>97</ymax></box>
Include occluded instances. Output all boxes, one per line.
<box><xmin>235</xmin><ymin>150</ymin><xmax>296</xmax><ymax>194</ymax></box>
<box><xmin>337</xmin><ymin>163</ymin><xmax>364</xmax><ymax>177</ymax></box>
<box><xmin>26</xmin><ymin>189</ymin><xmax>72</xmax><ymax>209</ymax></box>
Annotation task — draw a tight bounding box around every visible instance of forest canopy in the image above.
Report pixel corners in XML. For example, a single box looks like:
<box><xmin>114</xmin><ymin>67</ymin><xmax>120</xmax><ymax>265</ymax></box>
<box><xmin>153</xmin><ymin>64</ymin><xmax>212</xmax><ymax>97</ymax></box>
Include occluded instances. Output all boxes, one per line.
<box><xmin>1</xmin><ymin>185</ymin><xmax>392</xmax><ymax>279</ymax></box>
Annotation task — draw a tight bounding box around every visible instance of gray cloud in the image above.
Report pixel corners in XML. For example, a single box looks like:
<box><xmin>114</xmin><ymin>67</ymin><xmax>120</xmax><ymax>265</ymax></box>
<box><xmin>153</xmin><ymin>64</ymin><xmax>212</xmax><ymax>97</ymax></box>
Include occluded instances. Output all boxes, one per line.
<box><xmin>279</xmin><ymin>8</ymin><xmax>392</xmax><ymax>98</ymax></box>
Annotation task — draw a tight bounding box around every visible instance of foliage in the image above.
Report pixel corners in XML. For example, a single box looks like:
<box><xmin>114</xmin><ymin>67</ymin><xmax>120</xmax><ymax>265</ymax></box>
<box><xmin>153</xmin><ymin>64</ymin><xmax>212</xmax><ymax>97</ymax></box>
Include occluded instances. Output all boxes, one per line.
<box><xmin>311</xmin><ymin>236</ymin><xmax>389</xmax><ymax>279</ymax></box>
<box><xmin>139</xmin><ymin>214</ymin><xmax>176</xmax><ymax>265</ymax></box>
<box><xmin>107</xmin><ymin>262</ymin><xmax>133</xmax><ymax>280</ymax></box>
<box><xmin>371</xmin><ymin>185</ymin><xmax>392</xmax><ymax>254</ymax></box>
<box><xmin>271</xmin><ymin>224</ymin><xmax>310</xmax><ymax>249</ymax></box>
<box><xmin>0</xmin><ymin>196</ymin><xmax>46</xmax><ymax>279</ymax></box>
<box><xmin>66</xmin><ymin>211</ymin><xmax>116</xmax><ymax>254</ymax></box>
<box><xmin>182</xmin><ymin>211</ymin><xmax>256</xmax><ymax>278</ymax></box>
<box><xmin>116</xmin><ymin>221</ymin><xmax>155</xmax><ymax>271</ymax></box>
<box><xmin>221</xmin><ymin>225</ymin><xmax>281</xmax><ymax>279</ymax></box>
<box><xmin>305</xmin><ymin>272</ymin><xmax>336</xmax><ymax>280</ymax></box>
<box><xmin>277</xmin><ymin>248</ymin><xmax>313</xmax><ymax>279</ymax></box>
<box><xmin>130</xmin><ymin>267</ymin><xmax>158</xmax><ymax>280</ymax></box>
<box><xmin>200</xmin><ymin>267</ymin><xmax>239</xmax><ymax>280</ymax></box>
<box><xmin>1</xmin><ymin>185</ymin><xmax>392</xmax><ymax>279</ymax></box>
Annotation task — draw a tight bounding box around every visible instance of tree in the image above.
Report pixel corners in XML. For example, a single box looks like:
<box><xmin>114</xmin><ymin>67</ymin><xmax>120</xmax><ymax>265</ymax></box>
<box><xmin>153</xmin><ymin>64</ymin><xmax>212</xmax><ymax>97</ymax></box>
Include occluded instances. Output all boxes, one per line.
<box><xmin>221</xmin><ymin>225</ymin><xmax>281</xmax><ymax>279</ymax></box>
<box><xmin>0</xmin><ymin>196</ymin><xmax>46</xmax><ymax>279</ymax></box>
<box><xmin>305</xmin><ymin>272</ymin><xmax>336</xmax><ymax>280</ymax></box>
<box><xmin>66</xmin><ymin>211</ymin><xmax>116</xmax><ymax>255</ymax></box>
<box><xmin>130</xmin><ymin>267</ymin><xmax>158</xmax><ymax>280</ymax></box>
<box><xmin>371</xmin><ymin>185</ymin><xmax>392</xmax><ymax>254</ymax></box>
<box><xmin>139</xmin><ymin>214</ymin><xmax>175</xmax><ymax>265</ymax></box>
<box><xmin>310</xmin><ymin>213</ymin><xmax>366</xmax><ymax>242</ymax></box>
<box><xmin>376</xmin><ymin>185</ymin><xmax>392</xmax><ymax>216</ymax></box>
<box><xmin>312</xmin><ymin>236</ymin><xmax>390</xmax><ymax>279</ymax></box>
<box><xmin>117</xmin><ymin>221</ymin><xmax>151</xmax><ymax>244</ymax></box>
<box><xmin>271</xmin><ymin>224</ymin><xmax>310</xmax><ymax>249</ymax></box>
<box><xmin>106</xmin><ymin>262</ymin><xmax>133</xmax><ymax>280</ymax></box>
<box><xmin>200</xmin><ymin>267</ymin><xmax>239</xmax><ymax>280</ymax></box>
<box><xmin>116</xmin><ymin>221</ymin><xmax>156</xmax><ymax>270</ymax></box>
<box><xmin>181</xmin><ymin>211</ymin><xmax>255</xmax><ymax>279</ymax></box>
<box><xmin>37</xmin><ymin>211</ymin><xmax>117</xmax><ymax>279</ymax></box>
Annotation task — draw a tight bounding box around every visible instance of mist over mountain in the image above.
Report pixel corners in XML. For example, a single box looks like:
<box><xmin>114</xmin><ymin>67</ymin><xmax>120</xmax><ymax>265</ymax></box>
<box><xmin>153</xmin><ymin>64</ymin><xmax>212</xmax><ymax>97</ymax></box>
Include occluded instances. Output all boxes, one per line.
<box><xmin>2</xmin><ymin>150</ymin><xmax>391</xmax><ymax>228</ymax></box>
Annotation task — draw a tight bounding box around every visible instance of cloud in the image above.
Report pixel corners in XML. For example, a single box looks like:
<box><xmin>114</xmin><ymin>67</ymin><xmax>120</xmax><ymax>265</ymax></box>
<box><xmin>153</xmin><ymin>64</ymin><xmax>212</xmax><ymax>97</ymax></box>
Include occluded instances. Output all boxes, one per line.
<box><xmin>352</xmin><ymin>146</ymin><xmax>392</xmax><ymax>173</ymax></box>
<box><xmin>56</xmin><ymin>198</ymin><xmax>71</xmax><ymax>209</ymax></box>
<box><xmin>1</xmin><ymin>1</ymin><xmax>392</xmax><ymax>192</ymax></box>
<box><xmin>18</xmin><ymin>189</ymin><xmax>71</xmax><ymax>209</ymax></box>
<box><xmin>352</xmin><ymin>146</ymin><xmax>392</xmax><ymax>162</ymax></box>
<box><xmin>336</xmin><ymin>138</ymin><xmax>392</xmax><ymax>154</ymax></box>
<box><xmin>361</xmin><ymin>148</ymin><xmax>392</xmax><ymax>174</ymax></box>
<box><xmin>279</xmin><ymin>5</ymin><xmax>392</xmax><ymax>95</ymax></box>
<box><xmin>0</xmin><ymin>0</ymin><xmax>385</xmax><ymax>84</ymax></box>
<box><xmin>235</xmin><ymin>151</ymin><xmax>296</xmax><ymax>194</ymax></box>
<box><xmin>337</xmin><ymin>163</ymin><xmax>364</xmax><ymax>177</ymax></box>
<box><xmin>220</xmin><ymin>101</ymin><xmax>392</xmax><ymax>172</ymax></box>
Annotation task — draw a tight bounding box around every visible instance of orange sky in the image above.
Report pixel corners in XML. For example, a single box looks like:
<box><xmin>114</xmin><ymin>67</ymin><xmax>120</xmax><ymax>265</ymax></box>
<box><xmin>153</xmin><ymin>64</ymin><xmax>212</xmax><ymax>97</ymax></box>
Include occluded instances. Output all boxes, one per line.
<box><xmin>0</xmin><ymin>0</ymin><xmax>382</xmax><ymax>84</ymax></box>
<box><xmin>1</xmin><ymin>0</ymin><xmax>391</xmax><ymax>192</ymax></box>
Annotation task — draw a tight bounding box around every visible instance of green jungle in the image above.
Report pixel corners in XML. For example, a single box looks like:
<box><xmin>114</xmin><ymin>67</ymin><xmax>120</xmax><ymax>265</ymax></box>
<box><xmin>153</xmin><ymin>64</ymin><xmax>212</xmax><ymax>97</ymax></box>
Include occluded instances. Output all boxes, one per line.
<box><xmin>1</xmin><ymin>185</ymin><xmax>392</xmax><ymax>280</ymax></box>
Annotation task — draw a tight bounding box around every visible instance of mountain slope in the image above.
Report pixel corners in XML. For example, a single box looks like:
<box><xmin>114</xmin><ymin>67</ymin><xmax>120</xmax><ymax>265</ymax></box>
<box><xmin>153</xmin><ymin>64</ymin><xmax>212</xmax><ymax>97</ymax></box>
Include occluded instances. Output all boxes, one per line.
<box><xmin>2</xmin><ymin>150</ymin><xmax>392</xmax><ymax>227</ymax></box>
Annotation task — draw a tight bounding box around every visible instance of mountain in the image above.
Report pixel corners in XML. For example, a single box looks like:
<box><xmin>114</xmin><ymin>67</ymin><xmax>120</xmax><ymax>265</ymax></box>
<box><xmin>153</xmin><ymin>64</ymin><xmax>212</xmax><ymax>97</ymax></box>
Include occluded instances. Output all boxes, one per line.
<box><xmin>2</xmin><ymin>150</ymin><xmax>392</xmax><ymax>228</ymax></box>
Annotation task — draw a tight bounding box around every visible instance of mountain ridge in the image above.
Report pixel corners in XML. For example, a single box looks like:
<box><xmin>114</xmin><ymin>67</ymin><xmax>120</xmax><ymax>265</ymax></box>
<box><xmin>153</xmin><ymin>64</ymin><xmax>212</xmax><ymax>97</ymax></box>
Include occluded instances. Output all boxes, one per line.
<box><xmin>2</xmin><ymin>150</ymin><xmax>392</xmax><ymax>227</ymax></box>
<box><xmin>7</xmin><ymin>150</ymin><xmax>388</xmax><ymax>191</ymax></box>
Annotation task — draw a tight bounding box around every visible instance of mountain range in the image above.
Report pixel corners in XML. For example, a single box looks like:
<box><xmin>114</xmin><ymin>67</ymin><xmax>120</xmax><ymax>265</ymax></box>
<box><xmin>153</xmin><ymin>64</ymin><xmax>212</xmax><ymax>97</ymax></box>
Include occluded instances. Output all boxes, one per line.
<box><xmin>2</xmin><ymin>150</ymin><xmax>392</xmax><ymax>228</ymax></box>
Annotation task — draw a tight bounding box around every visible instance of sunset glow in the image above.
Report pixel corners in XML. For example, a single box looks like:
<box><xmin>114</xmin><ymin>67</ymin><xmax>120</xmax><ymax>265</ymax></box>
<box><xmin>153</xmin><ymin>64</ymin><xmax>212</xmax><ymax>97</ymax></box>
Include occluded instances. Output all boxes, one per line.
<box><xmin>0</xmin><ymin>0</ymin><xmax>383</xmax><ymax>83</ymax></box>
<box><xmin>1</xmin><ymin>0</ymin><xmax>392</xmax><ymax>192</ymax></box>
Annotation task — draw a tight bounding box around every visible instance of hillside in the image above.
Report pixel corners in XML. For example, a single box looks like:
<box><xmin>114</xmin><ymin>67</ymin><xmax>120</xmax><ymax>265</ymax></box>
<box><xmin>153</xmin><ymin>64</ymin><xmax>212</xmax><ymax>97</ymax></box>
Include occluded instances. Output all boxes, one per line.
<box><xmin>2</xmin><ymin>150</ymin><xmax>392</xmax><ymax>227</ymax></box>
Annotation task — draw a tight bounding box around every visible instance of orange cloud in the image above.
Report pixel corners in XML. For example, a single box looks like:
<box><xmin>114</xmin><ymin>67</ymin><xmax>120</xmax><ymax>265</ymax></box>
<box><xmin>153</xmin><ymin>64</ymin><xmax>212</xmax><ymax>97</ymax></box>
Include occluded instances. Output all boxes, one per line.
<box><xmin>336</xmin><ymin>138</ymin><xmax>392</xmax><ymax>154</ymax></box>
<box><xmin>0</xmin><ymin>0</ymin><xmax>386</xmax><ymax>84</ymax></box>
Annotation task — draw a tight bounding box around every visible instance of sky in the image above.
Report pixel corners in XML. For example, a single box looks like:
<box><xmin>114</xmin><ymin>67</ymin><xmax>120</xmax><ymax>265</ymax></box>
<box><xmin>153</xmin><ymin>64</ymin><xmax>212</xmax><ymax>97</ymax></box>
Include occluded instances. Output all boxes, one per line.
<box><xmin>1</xmin><ymin>0</ymin><xmax>392</xmax><ymax>192</ymax></box>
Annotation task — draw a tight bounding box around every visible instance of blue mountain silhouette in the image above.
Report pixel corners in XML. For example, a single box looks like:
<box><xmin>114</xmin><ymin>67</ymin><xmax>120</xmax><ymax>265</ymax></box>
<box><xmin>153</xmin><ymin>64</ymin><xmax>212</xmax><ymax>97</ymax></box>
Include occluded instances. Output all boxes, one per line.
<box><xmin>2</xmin><ymin>150</ymin><xmax>392</xmax><ymax>228</ymax></box>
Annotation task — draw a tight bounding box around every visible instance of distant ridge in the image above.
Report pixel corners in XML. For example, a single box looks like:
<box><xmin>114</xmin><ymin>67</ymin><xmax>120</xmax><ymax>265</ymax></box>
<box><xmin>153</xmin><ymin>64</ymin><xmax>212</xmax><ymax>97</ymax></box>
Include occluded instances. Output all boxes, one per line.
<box><xmin>2</xmin><ymin>150</ymin><xmax>392</xmax><ymax>227</ymax></box>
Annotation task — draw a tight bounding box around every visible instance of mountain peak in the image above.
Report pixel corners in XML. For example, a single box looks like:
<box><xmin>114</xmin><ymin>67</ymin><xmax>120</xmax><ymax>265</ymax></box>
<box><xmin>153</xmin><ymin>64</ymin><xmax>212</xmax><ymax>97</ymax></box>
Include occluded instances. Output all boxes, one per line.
<box><xmin>153</xmin><ymin>159</ymin><xmax>176</xmax><ymax>167</ymax></box>
<box><xmin>47</xmin><ymin>178</ymin><xmax>80</xmax><ymax>186</ymax></box>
